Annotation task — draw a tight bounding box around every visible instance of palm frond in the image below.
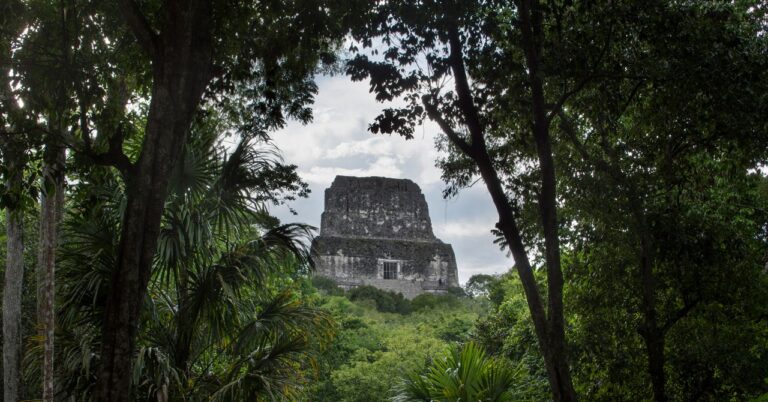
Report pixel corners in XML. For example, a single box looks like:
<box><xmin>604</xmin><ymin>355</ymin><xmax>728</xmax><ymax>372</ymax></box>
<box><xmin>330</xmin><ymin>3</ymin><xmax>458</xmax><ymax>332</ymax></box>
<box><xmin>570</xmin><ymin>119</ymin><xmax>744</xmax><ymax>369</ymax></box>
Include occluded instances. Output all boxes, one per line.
<box><xmin>391</xmin><ymin>371</ymin><xmax>433</xmax><ymax>402</ymax></box>
<box><xmin>246</xmin><ymin>223</ymin><xmax>316</xmax><ymax>277</ymax></box>
<box><xmin>39</xmin><ymin>322</ymin><xmax>101</xmax><ymax>400</ymax></box>
<box><xmin>133</xmin><ymin>345</ymin><xmax>184</xmax><ymax>402</ymax></box>
<box><xmin>212</xmin><ymin>331</ymin><xmax>312</xmax><ymax>402</ymax></box>
<box><xmin>233</xmin><ymin>291</ymin><xmax>332</xmax><ymax>354</ymax></box>
<box><xmin>57</xmin><ymin>211</ymin><xmax>119</xmax><ymax>328</ymax></box>
<box><xmin>392</xmin><ymin>342</ymin><xmax>522</xmax><ymax>402</ymax></box>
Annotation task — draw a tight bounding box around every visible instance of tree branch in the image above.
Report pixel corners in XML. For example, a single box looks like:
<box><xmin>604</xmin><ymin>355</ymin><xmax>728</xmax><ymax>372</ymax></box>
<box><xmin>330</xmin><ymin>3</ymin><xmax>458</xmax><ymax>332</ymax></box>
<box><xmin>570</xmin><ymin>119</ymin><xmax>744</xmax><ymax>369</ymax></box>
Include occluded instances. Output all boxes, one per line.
<box><xmin>662</xmin><ymin>298</ymin><xmax>699</xmax><ymax>334</ymax></box>
<box><xmin>546</xmin><ymin>76</ymin><xmax>592</xmax><ymax>124</ymax></box>
<box><xmin>72</xmin><ymin>76</ymin><xmax>134</xmax><ymax>175</ymax></box>
<box><xmin>80</xmin><ymin>123</ymin><xmax>134</xmax><ymax>175</ymax></box>
<box><xmin>75</xmin><ymin>90</ymin><xmax>132</xmax><ymax>174</ymax></box>
<box><xmin>557</xmin><ymin>110</ymin><xmax>612</xmax><ymax>173</ymax></box>
<box><xmin>557</xmin><ymin>109</ymin><xmax>641</xmax><ymax>201</ymax></box>
<box><xmin>421</xmin><ymin>95</ymin><xmax>474</xmax><ymax>157</ymax></box>
<box><xmin>119</xmin><ymin>0</ymin><xmax>159</xmax><ymax>59</ymax></box>
<box><xmin>446</xmin><ymin>25</ymin><xmax>484</xmax><ymax>151</ymax></box>
<box><xmin>0</xmin><ymin>62</ymin><xmax>29</xmax><ymax>130</ymax></box>
<box><xmin>546</xmin><ymin>14</ymin><xmax>619</xmax><ymax>124</ymax></box>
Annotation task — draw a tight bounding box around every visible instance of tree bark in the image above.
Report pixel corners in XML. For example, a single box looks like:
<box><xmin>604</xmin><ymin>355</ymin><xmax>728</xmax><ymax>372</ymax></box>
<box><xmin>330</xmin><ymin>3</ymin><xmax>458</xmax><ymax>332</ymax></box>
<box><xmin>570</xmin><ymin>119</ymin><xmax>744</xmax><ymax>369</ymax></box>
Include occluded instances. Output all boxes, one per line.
<box><xmin>516</xmin><ymin>0</ymin><xmax>576</xmax><ymax>398</ymax></box>
<box><xmin>36</xmin><ymin>140</ymin><xmax>66</xmax><ymax>402</ymax></box>
<box><xmin>642</xmin><ymin>327</ymin><xmax>667</xmax><ymax>402</ymax></box>
<box><xmin>95</xmin><ymin>1</ymin><xmax>214</xmax><ymax>400</ymax></box>
<box><xmin>3</xmin><ymin>156</ymin><xmax>25</xmax><ymax>402</ymax></box>
<box><xmin>475</xmin><ymin>153</ymin><xmax>576</xmax><ymax>402</ymax></box>
<box><xmin>174</xmin><ymin>265</ymin><xmax>196</xmax><ymax>375</ymax></box>
<box><xmin>638</xmin><ymin>239</ymin><xmax>667</xmax><ymax>402</ymax></box>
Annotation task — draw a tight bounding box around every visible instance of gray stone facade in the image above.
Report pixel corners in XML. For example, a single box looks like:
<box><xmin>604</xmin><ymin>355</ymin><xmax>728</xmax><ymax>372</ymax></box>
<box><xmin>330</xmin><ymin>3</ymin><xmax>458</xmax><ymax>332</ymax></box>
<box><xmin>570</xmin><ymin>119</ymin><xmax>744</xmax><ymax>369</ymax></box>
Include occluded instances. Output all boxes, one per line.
<box><xmin>312</xmin><ymin>176</ymin><xmax>459</xmax><ymax>299</ymax></box>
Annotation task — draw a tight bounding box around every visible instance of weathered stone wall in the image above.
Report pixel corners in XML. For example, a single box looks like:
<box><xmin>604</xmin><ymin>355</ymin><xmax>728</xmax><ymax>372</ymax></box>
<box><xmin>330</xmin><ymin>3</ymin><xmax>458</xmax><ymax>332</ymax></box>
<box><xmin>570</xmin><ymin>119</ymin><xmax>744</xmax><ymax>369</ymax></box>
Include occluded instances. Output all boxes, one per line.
<box><xmin>312</xmin><ymin>176</ymin><xmax>459</xmax><ymax>298</ymax></box>
<box><xmin>321</xmin><ymin>176</ymin><xmax>435</xmax><ymax>240</ymax></box>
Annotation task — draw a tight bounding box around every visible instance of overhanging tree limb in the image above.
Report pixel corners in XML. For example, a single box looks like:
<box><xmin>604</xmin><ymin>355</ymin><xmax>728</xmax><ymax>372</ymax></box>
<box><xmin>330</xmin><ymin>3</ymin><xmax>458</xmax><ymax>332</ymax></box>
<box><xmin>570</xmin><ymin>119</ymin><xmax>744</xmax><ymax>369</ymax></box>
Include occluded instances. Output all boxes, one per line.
<box><xmin>81</xmin><ymin>123</ymin><xmax>134</xmax><ymax>175</ymax></box>
<box><xmin>74</xmin><ymin>76</ymin><xmax>135</xmax><ymax>175</ymax></box>
<box><xmin>446</xmin><ymin>25</ymin><xmax>484</xmax><ymax>152</ymax></box>
<box><xmin>421</xmin><ymin>96</ymin><xmax>474</xmax><ymax>157</ymax></box>
<box><xmin>119</xmin><ymin>0</ymin><xmax>159</xmax><ymax>60</ymax></box>
<box><xmin>662</xmin><ymin>298</ymin><xmax>700</xmax><ymax>335</ymax></box>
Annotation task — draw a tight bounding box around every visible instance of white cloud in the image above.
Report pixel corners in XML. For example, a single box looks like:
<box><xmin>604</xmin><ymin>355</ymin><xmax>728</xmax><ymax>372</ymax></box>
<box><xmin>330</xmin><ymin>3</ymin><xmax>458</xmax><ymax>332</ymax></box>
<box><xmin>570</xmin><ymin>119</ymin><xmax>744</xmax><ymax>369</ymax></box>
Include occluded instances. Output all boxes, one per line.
<box><xmin>434</xmin><ymin>221</ymin><xmax>492</xmax><ymax>238</ymax></box>
<box><xmin>299</xmin><ymin>156</ymin><xmax>404</xmax><ymax>185</ymax></box>
<box><xmin>324</xmin><ymin>137</ymin><xmax>395</xmax><ymax>159</ymax></box>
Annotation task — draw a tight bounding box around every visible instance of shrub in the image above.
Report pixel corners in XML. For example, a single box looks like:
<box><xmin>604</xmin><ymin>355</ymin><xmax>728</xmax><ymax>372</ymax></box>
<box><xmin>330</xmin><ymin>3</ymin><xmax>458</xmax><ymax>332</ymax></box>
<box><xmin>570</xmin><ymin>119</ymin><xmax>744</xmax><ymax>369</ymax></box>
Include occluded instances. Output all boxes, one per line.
<box><xmin>312</xmin><ymin>276</ymin><xmax>345</xmax><ymax>296</ymax></box>
<box><xmin>411</xmin><ymin>293</ymin><xmax>460</xmax><ymax>311</ymax></box>
<box><xmin>446</xmin><ymin>286</ymin><xmax>468</xmax><ymax>298</ymax></box>
<box><xmin>347</xmin><ymin>285</ymin><xmax>412</xmax><ymax>315</ymax></box>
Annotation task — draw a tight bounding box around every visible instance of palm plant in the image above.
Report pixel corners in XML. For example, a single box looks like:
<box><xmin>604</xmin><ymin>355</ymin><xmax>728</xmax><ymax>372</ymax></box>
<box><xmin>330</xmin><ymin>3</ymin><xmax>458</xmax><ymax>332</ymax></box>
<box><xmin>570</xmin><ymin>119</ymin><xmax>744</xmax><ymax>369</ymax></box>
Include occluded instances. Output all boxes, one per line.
<box><xmin>392</xmin><ymin>342</ymin><xmax>521</xmax><ymax>402</ymax></box>
<box><xmin>39</xmin><ymin>120</ymin><xmax>329</xmax><ymax>401</ymax></box>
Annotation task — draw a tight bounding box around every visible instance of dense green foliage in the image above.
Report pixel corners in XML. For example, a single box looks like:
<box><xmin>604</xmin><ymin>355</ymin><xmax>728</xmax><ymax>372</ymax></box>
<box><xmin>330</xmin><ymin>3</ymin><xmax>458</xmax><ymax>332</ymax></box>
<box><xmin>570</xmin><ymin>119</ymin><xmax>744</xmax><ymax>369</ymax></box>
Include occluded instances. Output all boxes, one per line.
<box><xmin>347</xmin><ymin>285</ymin><xmax>413</xmax><ymax>315</ymax></box>
<box><xmin>474</xmin><ymin>267</ymin><xmax>768</xmax><ymax>401</ymax></box>
<box><xmin>304</xmin><ymin>280</ymin><xmax>484</xmax><ymax>402</ymax></box>
<box><xmin>474</xmin><ymin>272</ymin><xmax>551</xmax><ymax>400</ymax></box>
<box><xmin>2</xmin><ymin>0</ymin><xmax>359</xmax><ymax>398</ymax></box>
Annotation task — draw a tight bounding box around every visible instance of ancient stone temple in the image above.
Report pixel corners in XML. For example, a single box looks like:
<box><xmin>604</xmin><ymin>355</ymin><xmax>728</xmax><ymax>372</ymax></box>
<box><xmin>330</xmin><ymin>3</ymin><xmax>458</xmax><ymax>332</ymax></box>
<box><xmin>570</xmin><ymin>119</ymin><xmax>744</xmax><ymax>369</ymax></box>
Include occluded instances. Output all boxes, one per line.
<box><xmin>312</xmin><ymin>175</ymin><xmax>459</xmax><ymax>299</ymax></box>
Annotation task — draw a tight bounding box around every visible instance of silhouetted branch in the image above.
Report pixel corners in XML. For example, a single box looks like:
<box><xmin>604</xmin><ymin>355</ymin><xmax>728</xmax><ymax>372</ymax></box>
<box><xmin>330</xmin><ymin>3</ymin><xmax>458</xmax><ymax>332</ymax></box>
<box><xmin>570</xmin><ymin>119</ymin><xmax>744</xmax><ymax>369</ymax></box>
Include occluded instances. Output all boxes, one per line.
<box><xmin>446</xmin><ymin>25</ymin><xmax>485</xmax><ymax>152</ymax></box>
<box><xmin>662</xmin><ymin>298</ymin><xmax>700</xmax><ymax>334</ymax></box>
<box><xmin>119</xmin><ymin>0</ymin><xmax>159</xmax><ymax>59</ymax></box>
<box><xmin>421</xmin><ymin>96</ymin><xmax>474</xmax><ymax>156</ymax></box>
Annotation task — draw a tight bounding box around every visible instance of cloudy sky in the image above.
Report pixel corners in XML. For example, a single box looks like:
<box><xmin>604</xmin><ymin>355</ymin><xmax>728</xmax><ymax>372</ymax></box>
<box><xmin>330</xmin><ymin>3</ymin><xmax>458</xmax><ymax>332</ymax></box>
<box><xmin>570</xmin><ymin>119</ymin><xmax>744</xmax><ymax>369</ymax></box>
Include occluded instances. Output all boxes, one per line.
<box><xmin>269</xmin><ymin>74</ymin><xmax>512</xmax><ymax>284</ymax></box>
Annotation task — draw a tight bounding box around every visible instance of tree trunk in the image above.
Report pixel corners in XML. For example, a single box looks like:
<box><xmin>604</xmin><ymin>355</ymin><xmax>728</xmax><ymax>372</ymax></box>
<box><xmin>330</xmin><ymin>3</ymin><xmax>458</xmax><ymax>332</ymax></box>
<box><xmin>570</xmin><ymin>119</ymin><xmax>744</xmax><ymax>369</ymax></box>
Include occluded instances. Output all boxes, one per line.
<box><xmin>564</xmin><ymin>107</ymin><xmax>670</xmax><ymax>402</ymax></box>
<box><xmin>3</xmin><ymin>159</ymin><xmax>24</xmax><ymax>402</ymax></box>
<box><xmin>174</xmin><ymin>272</ymin><xmax>193</xmax><ymax>374</ymax></box>
<box><xmin>642</xmin><ymin>327</ymin><xmax>667</xmax><ymax>402</ymax></box>
<box><xmin>638</xmin><ymin>241</ymin><xmax>667</xmax><ymax>402</ymax></box>
<box><xmin>512</xmin><ymin>0</ymin><xmax>576</xmax><ymax>399</ymax></box>
<box><xmin>429</xmin><ymin>12</ymin><xmax>577</xmax><ymax>400</ymax></box>
<box><xmin>475</xmin><ymin>155</ymin><xmax>576</xmax><ymax>402</ymax></box>
<box><xmin>95</xmin><ymin>2</ymin><xmax>214</xmax><ymax>400</ymax></box>
<box><xmin>96</xmin><ymin>84</ymin><xmax>210</xmax><ymax>402</ymax></box>
<box><xmin>36</xmin><ymin>140</ymin><xmax>66</xmax><ymax>402</ymax></box>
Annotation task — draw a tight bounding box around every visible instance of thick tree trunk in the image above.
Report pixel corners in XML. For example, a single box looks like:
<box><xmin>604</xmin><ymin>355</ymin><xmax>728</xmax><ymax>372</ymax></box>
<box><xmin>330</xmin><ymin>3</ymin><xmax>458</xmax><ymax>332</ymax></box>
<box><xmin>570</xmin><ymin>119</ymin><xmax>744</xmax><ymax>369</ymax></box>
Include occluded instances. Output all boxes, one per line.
<box><xmin>95</xmin><ymin>2</ymin><xmax>213</xmax><ymax>400</ymax></box>
<box><xmin>174</xmin><ymin>323</ymin><xmax>193</xmax><ymax>374</ymax></box>
<box><xmin>96</xmin><ymin>87</ymin><xmax>209</xmax><ymax>402</ymax></box>
<box><xmin>642</xmin><ymin>327</ymin><xmax>667</xmax><ymax>402</ymax></box>
<box><xmin>513</xmin><ymin>0</ymin><xmax>576</xmax><ymax>399</ymax></box>
<box><xmin>36</xmin><ymin>141</ymin><xmax>66</xmax><ymax>402</ymax></box>
<box><xmin>96</xmin><ymin>162</ymin><xmax>172</xmax><ymax>401</ymax></box>
<box><xmin>638</xmin><ymin>242</ymin><xmax>667</xmax><ymax>402</ymax></box>
<box><xmin>527</xmin><ymin>49</ymin><xmax>575</xmax><ymax>402</ymax></box>
<box><xmin>3</xmin><ymin>163</ymin><xmax>24</xmax><ymax>402</ymax></box>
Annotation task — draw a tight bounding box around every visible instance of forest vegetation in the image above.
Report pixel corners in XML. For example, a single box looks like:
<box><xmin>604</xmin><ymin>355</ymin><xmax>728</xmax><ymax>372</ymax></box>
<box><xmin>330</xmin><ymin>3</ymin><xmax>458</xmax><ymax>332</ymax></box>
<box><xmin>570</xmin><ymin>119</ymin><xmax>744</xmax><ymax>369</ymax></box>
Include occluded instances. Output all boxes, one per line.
<box><xmin>1</xmin><ymin>0</ymin><xmax>767</xmax><ymax>401</ymax></box>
